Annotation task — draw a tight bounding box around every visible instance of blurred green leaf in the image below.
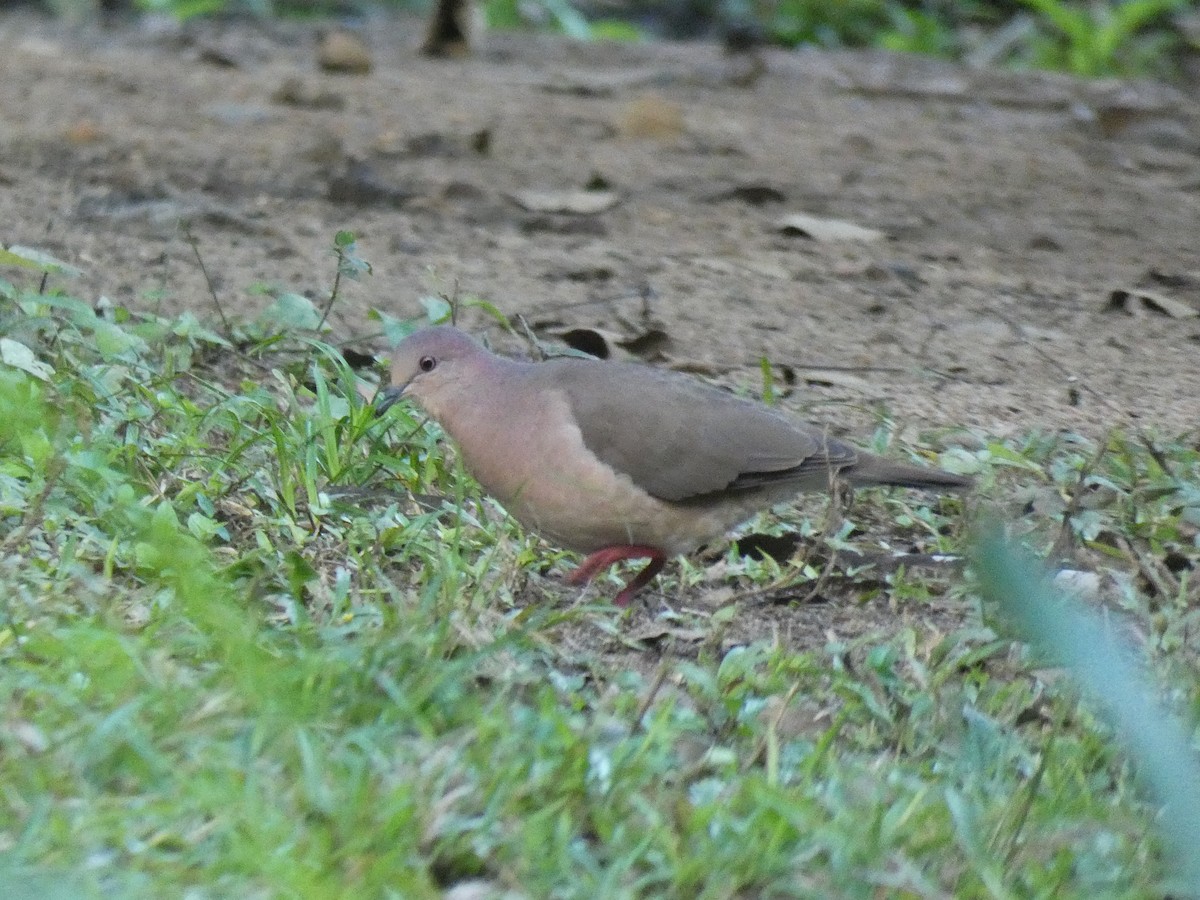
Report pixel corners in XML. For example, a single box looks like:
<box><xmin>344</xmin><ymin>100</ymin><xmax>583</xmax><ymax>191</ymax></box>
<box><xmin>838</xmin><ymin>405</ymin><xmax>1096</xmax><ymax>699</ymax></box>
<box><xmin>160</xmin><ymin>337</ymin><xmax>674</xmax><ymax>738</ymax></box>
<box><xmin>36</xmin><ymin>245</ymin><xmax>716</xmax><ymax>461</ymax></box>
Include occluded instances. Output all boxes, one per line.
<box><xmin>589</xmin><ymin>19</ymin><xmax>644</xmax><ymax>41</ymax></box>
<box><xmin>1</xmin><ymin>246</ymin><xmax>82</xmax><ymax>277</ymax></box>
<box><xmin>973</xmin><ymin>522</ymin><xmax>1200</xmax><ymax>893</ymax></box>
<box><xmin>418</xmin><ymin>294</ymin><xmax>454</xmax><ymax>323</ymax></box>
<box><xmin>369</xmin><ymin>306</ymin><xmax>423</xmax><ymax>345</ymax></box>
<box><xmin>259</xmin><ymin>292</ymin><xmax>323</xmax><ymax>332</ymax></box>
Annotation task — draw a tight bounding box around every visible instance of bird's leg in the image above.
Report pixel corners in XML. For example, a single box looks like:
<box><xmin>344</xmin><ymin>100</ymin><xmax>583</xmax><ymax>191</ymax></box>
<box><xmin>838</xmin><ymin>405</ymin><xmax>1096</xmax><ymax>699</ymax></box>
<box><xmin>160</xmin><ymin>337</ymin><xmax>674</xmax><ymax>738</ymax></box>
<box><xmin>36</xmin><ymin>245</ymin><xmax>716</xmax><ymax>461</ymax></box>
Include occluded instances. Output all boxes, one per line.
<box><xmin>566</xmin><ymin>545</ymin><xmax>667</xmax><ymax>607</ymax></box>
<box><xmin>612</xmin><ymin>555</ymin><xmax>667</xmax><ymax>607</ymax></box>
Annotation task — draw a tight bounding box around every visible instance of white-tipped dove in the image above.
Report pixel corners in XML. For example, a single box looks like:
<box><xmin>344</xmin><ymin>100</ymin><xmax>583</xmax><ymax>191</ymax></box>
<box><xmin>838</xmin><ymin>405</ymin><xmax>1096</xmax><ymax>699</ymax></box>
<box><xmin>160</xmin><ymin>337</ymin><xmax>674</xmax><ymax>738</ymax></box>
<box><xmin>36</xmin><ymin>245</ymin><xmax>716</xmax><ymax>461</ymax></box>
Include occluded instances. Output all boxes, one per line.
<box><xmin>380</xmin><ymin>325</ymin><xmax>971</xmax><ymax>606</ymax></box>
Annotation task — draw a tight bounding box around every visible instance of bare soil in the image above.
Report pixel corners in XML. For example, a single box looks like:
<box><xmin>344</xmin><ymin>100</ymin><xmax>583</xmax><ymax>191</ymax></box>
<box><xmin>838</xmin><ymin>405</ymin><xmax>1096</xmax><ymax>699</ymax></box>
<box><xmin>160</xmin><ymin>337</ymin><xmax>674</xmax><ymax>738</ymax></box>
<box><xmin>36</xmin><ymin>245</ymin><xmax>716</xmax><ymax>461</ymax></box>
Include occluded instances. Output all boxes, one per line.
<box><xmin>2</xmin><ymin>12</ymin><xmax>1198</xmax><ymax>648</ymax></box>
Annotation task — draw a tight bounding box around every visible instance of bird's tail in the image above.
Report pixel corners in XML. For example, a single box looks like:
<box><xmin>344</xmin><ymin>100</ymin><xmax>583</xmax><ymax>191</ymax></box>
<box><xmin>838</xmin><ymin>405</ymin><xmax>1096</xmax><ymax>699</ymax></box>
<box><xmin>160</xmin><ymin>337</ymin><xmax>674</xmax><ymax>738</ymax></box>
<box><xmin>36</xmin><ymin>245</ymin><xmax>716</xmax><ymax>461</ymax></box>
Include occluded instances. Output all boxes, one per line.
<box><xmin>846</xmin><ymin>457</ymin><xmax>974</xmax><ymax>491</ymax></box>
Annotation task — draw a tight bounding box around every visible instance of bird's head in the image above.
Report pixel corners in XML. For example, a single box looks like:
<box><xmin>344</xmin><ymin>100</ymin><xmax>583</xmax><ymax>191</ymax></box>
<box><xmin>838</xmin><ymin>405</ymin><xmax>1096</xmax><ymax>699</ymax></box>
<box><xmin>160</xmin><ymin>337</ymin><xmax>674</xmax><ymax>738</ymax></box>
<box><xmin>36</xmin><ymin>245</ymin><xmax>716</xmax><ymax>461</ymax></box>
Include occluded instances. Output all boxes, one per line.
<box><xmin>378</xmin><ymin>325</ymin><xmax>489</xmax><ymax>418</ymax></box>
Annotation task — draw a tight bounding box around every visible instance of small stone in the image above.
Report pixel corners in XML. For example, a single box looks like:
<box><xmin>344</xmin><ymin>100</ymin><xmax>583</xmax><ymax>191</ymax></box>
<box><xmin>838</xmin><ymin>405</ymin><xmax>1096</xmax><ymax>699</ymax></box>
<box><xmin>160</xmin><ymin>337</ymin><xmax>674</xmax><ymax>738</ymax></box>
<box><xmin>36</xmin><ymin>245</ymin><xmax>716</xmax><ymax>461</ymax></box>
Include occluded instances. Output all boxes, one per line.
<box><xmin>317</xmin><ymin>30</ymin><xmax>372</xmax><ymax>76</ymax></box>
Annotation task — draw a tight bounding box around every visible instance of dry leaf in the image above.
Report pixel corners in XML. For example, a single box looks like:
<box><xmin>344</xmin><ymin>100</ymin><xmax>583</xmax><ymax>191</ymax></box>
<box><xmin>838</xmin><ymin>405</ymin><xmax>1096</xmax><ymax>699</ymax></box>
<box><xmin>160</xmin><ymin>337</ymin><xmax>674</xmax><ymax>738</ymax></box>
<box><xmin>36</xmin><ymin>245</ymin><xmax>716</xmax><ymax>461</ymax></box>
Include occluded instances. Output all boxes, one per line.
<box><xmin>1106</xmin><ymin>288</ymin><xmax>1199</xmax><ymax>319</ymax></box>
<box><xmin>617</xmin><ymin>93</ymin><xmax>684</xmax><ymax>140</ymax></box>
<box><xmin>548</xmin><ymin>327</ymin><xmax>627</xmax><ymax>359</ymax></box>
<box><xmin>776</xmin><ymin>212</ymin><xmax>886</xmax><ymax>242</ymax></box>
<box><xmin>543</xmin><ymin>324</ymin><xmax>669</xmax><ymax>361</ymax></box>
<box><xmin>509</xmin><ymin>190</ymin><xmax>620</xmax><ymax>215</ymax></box>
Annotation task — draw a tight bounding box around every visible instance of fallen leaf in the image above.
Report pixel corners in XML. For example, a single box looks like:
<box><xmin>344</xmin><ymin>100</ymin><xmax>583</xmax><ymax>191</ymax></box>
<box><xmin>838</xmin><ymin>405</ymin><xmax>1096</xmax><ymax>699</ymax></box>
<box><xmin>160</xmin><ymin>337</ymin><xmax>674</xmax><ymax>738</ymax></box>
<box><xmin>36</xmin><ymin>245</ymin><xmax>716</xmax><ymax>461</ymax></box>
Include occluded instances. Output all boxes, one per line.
<box><xmin>776</xmin><ymin>212</ymin><xmax>886</xmax><ymax>242</ymax></box>
<box><xmin>617</xmin><ymin>93</ymin><xmax>684</xmax><ymax>140</ymax></box>
<box><xmin>509</xmin><ymin>190</ymin><xmax>620</xmax><ymax>215</ymax></box>
<box><xmin>1106</xmin><ymin>288</ymin><xmax>1199</xmax><ymax>319</ymax></box>
<box><xmin>547</xmin><ymin>327</ymin><xmax>665</xmax><ymax>361</ymax></box>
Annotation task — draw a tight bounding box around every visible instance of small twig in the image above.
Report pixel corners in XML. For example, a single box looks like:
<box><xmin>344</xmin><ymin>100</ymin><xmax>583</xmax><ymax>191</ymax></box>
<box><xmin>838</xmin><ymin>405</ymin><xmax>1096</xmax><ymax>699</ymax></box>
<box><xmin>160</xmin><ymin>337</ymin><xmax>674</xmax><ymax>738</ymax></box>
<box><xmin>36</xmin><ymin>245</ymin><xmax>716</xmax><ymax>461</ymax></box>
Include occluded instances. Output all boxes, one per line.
<box><xmin>512</xmin><ymin>314</ymin><xmax>548</xmax><ymax>361</ymax></box>
<box><xmin>447</xmin><ymin>280</ymin><xmax>461</xmax><ymax>324</ymax></box>
<box><xmin>316</xmin><ymin>251</ymin><xmax>345</xmax><ymax>335</ymax></box>
<box><xmin>34</xmin><ymin>218</ymin><xmax>60</xmax><ymax>295</ymax></box>
<box><xmin>183</xmin><ymin>224</ymin><xmax>230</xmax><ymax>335</ymax></box>
<box><xmin>631</xmin><ymin>655</ymin><xmax>673</xmax><ymax>735</ymax></box>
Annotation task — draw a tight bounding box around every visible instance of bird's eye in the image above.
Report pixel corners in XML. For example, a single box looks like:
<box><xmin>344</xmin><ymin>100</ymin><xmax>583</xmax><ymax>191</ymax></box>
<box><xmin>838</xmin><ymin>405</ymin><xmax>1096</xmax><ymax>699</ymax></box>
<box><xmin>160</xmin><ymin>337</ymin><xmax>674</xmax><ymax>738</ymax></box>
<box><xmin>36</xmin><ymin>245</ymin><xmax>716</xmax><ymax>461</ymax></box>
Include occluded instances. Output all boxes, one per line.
<box><xmin>418</xmin><ymin>355</ymin><xmax>437</xmax><ymax>373</ymax></box>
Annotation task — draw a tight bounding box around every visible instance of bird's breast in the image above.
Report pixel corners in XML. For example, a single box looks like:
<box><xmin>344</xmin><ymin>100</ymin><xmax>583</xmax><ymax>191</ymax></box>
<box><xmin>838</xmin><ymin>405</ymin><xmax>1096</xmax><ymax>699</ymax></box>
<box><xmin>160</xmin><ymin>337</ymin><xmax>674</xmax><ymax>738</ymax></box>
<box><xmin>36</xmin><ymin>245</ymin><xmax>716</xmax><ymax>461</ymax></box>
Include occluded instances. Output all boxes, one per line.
<box><xmin>449</xmin><ymin>389</ymin><xmax>728</xmax><ymax>555</ymax></box>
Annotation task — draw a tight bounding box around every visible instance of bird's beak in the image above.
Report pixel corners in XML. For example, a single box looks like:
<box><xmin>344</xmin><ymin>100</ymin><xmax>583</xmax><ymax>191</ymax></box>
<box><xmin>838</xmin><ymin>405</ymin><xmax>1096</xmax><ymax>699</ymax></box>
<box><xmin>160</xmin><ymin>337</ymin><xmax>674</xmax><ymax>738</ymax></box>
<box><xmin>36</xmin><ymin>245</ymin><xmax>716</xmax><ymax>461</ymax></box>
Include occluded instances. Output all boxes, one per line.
<box><xmin>375</xmin><ymin>384</ymin><xmax>406</xmax><ymax>415</ymax></box>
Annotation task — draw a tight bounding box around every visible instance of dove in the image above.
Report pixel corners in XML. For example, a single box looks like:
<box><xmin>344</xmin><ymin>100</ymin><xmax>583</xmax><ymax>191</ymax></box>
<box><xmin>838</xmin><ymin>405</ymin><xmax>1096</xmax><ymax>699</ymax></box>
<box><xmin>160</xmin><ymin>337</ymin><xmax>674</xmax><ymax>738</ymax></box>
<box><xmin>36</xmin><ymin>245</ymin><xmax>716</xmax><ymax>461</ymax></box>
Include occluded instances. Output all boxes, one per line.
<box><xmin>380</xmin><ymin>325</ymin><xmax>970</xmax><ymax>606</ymax></box>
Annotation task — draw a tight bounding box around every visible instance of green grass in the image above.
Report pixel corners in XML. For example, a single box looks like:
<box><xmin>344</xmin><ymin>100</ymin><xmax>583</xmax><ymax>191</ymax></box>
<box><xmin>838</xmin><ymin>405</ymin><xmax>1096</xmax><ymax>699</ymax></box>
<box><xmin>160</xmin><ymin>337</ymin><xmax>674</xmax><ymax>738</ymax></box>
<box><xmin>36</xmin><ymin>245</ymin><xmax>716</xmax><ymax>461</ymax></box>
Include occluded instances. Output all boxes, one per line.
<box><xmin>1</xmin><ymin>241</ymin><xmax>1198</xmax><ymax>896</ymax></box>
<box><xmin>749</xmin><ymin>0</ymin><xmax>1194</xmax><ymax>79</ymax></box>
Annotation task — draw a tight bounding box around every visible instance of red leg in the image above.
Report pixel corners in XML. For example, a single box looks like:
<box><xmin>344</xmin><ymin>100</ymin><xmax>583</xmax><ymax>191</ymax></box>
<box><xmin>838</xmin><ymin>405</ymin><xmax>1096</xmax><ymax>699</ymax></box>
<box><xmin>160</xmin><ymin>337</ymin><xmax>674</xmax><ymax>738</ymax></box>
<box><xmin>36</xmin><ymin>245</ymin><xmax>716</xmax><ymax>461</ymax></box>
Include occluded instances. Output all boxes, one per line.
<box><xmin>613</xmin><ymin>555</ymin><xmax>667</xmax><ymax>607</ymax></box>
<box><xmin>566</xmin><ymin>545</ymin><xmax>667</xmax><ymax>607</ymax></box>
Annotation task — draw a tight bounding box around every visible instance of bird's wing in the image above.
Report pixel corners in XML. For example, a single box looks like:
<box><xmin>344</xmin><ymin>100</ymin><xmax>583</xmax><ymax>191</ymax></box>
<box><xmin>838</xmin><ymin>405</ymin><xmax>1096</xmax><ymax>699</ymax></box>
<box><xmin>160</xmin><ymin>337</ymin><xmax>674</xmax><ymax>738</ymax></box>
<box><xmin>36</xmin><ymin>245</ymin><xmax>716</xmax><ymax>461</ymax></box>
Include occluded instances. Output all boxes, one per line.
<box><xmin>545</xmin><ymin>357</ymin><xmax>857</xmax><ymax>502</ymax></box>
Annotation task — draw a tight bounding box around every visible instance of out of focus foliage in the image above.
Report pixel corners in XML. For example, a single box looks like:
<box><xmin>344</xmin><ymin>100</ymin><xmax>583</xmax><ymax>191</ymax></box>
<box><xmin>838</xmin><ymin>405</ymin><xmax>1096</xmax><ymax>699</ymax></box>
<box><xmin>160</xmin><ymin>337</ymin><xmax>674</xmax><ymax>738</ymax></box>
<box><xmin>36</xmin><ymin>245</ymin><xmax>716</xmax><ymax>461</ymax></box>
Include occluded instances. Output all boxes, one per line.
<box><xmin>33</xmin><ymin>0</ymin><xmax>1199</xmax><ymax>80</ymax></box>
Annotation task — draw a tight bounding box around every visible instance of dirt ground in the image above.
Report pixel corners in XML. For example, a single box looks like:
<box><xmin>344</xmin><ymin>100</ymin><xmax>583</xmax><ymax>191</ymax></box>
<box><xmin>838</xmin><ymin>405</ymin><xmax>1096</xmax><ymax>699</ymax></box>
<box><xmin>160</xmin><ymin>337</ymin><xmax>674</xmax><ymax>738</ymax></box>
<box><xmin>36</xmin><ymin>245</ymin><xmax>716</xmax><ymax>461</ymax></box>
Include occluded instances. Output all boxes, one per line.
<box><xmin>2</xmin><ymin>11</ymin><xmax>1198</xmax><ymax>645</ymax></box>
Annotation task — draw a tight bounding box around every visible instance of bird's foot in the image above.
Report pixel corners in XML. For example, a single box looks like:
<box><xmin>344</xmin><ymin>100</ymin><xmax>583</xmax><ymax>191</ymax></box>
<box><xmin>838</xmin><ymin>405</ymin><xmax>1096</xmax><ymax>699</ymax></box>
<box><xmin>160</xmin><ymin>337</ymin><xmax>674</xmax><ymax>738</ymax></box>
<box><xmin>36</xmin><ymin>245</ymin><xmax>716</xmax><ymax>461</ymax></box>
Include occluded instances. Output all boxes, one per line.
<box><xmin>567</xmin><ymin>545</ymin><xmax>666</xmax><ymax>607</ymax></box>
